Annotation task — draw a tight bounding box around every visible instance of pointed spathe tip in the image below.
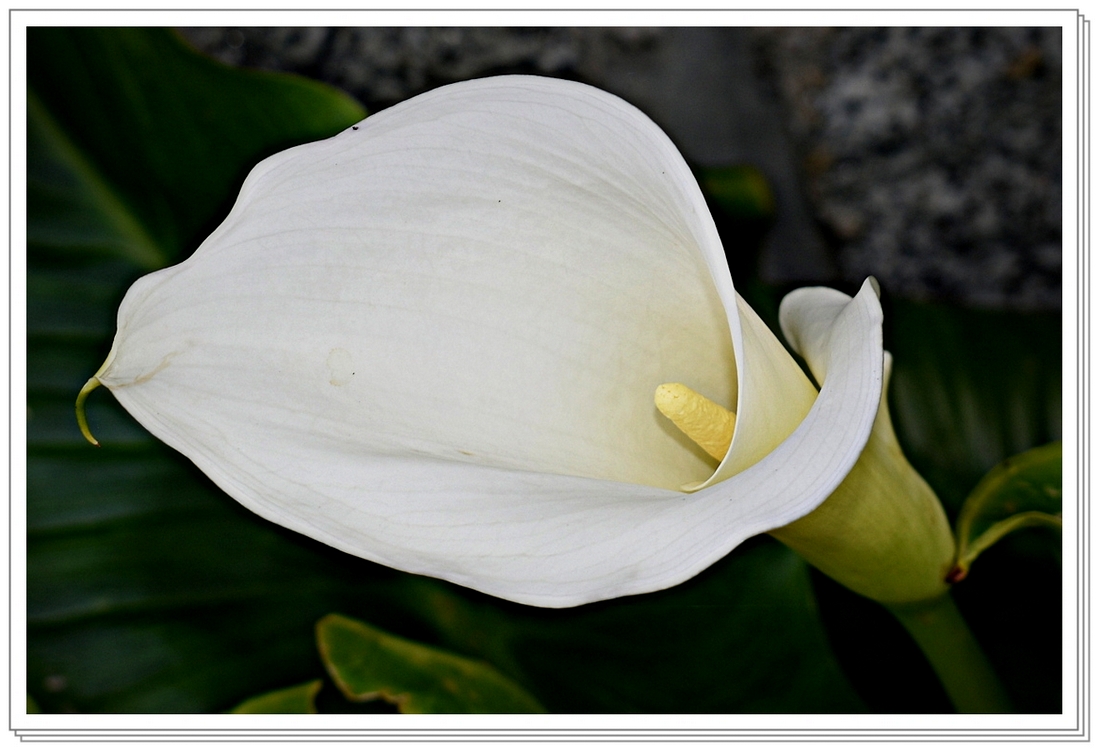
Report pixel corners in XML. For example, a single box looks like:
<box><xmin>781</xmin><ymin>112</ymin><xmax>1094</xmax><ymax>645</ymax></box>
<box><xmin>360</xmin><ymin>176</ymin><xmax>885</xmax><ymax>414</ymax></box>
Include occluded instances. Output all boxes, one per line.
<box><xmin>75</xmin><ymin>376</ymin><xmax>102</xmax><ymax>447</ymax></box>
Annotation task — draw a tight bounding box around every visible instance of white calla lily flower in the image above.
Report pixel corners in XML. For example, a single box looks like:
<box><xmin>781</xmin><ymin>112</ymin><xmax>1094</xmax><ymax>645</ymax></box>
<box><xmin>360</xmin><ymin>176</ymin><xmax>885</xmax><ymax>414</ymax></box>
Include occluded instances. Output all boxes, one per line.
<box><xmin>82</xmin><ymin>76</ymin><xmax>889</xmax><ymax>608</ymax></box>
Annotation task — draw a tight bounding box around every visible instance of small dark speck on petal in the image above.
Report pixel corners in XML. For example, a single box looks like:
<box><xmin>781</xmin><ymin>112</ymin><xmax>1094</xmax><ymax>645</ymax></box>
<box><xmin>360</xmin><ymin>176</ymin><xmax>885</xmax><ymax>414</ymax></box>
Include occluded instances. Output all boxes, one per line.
<box><xmin>352</xmin><ymin>126</ymin><xmax>359</xmax><ymax>130</ymax></box>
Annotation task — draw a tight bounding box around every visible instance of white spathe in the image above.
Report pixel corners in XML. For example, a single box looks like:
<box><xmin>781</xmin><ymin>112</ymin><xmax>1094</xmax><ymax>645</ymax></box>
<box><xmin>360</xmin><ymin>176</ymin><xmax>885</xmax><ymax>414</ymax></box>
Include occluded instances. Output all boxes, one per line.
<box><xmin>97</xmin><ymin>76</ymin><xmax>884</xmax><ymax>607</ymax></box>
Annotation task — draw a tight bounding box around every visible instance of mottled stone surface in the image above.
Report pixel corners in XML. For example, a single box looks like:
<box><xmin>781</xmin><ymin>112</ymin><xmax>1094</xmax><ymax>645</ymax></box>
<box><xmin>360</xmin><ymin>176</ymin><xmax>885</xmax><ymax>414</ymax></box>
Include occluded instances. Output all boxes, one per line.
<box><xmin>180</xmin><ymin>27</ymin><xmax>1062</xmax><ymax>310</ymax></box>
<box><xmin>181</xmin><ymin>27</ymin><xmax>614</xmax><ymax>111</ymax></box>
<box><xmin>753</xmin><ymin>27</ymin><xmax>1062</xmax><ymax>309</ymax></box>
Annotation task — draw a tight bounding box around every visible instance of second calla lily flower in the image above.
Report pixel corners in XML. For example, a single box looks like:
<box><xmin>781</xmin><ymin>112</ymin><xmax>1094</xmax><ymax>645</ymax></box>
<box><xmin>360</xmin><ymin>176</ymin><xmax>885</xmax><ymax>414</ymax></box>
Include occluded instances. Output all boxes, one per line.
<box><xmin>82</xmin><ymin>76</ymin><xmax>890</xmax><ymax>607</ymax></box>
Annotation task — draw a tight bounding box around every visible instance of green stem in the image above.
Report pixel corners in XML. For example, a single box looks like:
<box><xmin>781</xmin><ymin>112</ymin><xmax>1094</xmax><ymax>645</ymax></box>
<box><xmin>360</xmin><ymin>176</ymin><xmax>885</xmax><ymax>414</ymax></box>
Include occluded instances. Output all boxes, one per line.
<box><xmin>888</xmin><ymin>595</ymin><xmax>1012</xmax><ymax>713</ymax></box>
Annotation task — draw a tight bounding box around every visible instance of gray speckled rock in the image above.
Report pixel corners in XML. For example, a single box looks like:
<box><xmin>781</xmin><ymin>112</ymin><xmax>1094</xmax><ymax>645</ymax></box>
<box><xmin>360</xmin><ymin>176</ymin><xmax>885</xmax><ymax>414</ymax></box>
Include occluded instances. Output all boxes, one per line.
<box><xmin>753</xmin><ymin>27</ymin><xmax>1061</xmax><ymax>309</ymax></box>
<box><xmin>181</xmin><ymin>27</ymin><xmax>595</xmax><ymax>110</ymax></box>
<box><xmin>180</xmin><ymin>28</ymin><xmax>835</xmax><ymax>286</ymax></box>
<box><xmin>179</xmin><ymin>27</ymin><xmax>1061</xmax><ymax>310</ymax></box>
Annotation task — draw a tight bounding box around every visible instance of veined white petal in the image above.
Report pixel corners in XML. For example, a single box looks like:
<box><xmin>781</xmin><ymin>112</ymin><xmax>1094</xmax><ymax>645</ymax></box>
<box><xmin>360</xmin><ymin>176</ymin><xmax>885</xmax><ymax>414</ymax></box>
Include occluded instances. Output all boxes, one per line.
<box><xmin>779</xmin><ymin>285</ymin><xmax>867</xmax><ymax>383</ymax></box>
<box><xmin>693</xmin><ymin>294</ymin><xmax>819</xmax><ymax>490</ymax></box>
<box><xmin>775</xmin><ymin>289</ymin><xmax>952</xmax><ymax>604</ymax></box>
<box><xmin>777</xmin><ymin>279</ymin><xmax>885</xmax><ymax>491</ymax></box>
<box><xmin>100</xmin><ymin>76</ymin><xmax>883</xmax><ymax>607</ymax></box>
<box><xmin>104</xmin><ymin>76</ymin><xmax>735</xmax><ymax>492</ymax></box>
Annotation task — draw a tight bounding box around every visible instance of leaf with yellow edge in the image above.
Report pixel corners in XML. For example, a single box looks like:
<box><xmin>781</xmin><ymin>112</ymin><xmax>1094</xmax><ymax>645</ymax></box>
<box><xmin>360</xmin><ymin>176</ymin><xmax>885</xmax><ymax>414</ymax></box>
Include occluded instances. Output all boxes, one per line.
<box><xmin>228</xmin><ymin>679</ymin><xmax>322</xmax><ymax>714</ymax></box>
<box><xmin>317</xmin><ymin>614</ymin><xmax>544</xmax><ymax>714</ymax></box>
<box><xmin>951</xmin><ymin>441</ymin><xmax>1062</xmax><ymax>582</ymax></box>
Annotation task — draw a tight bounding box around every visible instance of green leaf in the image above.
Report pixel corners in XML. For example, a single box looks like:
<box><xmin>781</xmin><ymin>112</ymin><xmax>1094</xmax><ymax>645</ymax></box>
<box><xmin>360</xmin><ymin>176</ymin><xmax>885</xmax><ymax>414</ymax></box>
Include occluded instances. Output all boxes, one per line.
<box><xmin>874</xmin><ymin>296</ymin><xmax>1062</xmax><ymax>713</ymax></box>
<box><xmin>27</xmin><ymin>27</ymin><xmax>371</xmax><ymax>713</ymax></box>
<box><xmin>885</xmin><ymin>298</ymin><xmax>1061</xmax><ymax>513</ymax></box>
<box><xmin>28</xmin><ymin>90</ymin><xmax>164</xmax><ymax>269</ymax></box>
<box><xmin>229</xmin><ymin>680</ymin><xmax>322</xmax><ymax>714</ymax></box>
<box><xmin>398</xmin><ymin>538</ymin><xmax>864</xmax><ymax>713</ymax></box>
<box><xmin>28</xmin><ymin>28</ymin><xmax>366</xmax><ymax>269</ymax></box>
<box><xmin>952</xmin><ymin>442</ymin><xmax>1062</xmax><ymax>580</ymax></box>
<box><xmin>317</xmin><ymin>614</ymin><xmax>544</xmax><ymax>714</ymax></box>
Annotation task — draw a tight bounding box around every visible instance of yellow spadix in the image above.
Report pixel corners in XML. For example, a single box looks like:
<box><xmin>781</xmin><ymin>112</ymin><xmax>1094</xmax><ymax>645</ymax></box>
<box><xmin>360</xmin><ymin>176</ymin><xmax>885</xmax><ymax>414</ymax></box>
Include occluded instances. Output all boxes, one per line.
<box><xmin>653</xmin><ymin>383</ymin><xmax>735</xmax><ymax>463</ymax></box>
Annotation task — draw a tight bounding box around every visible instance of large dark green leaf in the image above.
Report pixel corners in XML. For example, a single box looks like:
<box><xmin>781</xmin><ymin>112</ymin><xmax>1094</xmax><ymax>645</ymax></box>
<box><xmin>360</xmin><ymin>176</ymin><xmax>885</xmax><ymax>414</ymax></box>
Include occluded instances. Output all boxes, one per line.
<box><xmin>27</xmin><ymin>27</ymin><xmax>862</xmax><ymax>715</ymax></box>
<box><xmin>885</xmin><ymin>298</ymin><xmax>1062</xmax><ymax>514</ymax></box>
<box><xmin>26</xmin><ymin>27</ymin><xmax>376</xmax><ymax>713</ymax></box>
<box><xmin>28</xmin><ymin>28</ymin><xmax>367</xmax><ymax>268</ymax></box>
<box><xmin>886</xmin><ymin>297</ymin><xmax>1062</xmax><ymax>713</ymax></box>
